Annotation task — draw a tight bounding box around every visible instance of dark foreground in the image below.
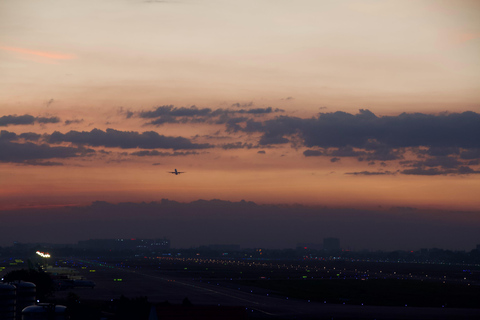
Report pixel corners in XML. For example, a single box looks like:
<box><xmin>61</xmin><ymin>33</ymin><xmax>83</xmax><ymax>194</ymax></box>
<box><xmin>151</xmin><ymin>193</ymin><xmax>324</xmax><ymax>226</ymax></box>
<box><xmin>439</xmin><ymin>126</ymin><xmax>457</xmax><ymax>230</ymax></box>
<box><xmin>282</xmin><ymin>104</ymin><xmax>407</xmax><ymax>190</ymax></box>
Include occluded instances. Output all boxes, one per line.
<box><xmin>2</xmin><ymin>256</ymin><xmax>480</xmax><ymax>319</ymax></box>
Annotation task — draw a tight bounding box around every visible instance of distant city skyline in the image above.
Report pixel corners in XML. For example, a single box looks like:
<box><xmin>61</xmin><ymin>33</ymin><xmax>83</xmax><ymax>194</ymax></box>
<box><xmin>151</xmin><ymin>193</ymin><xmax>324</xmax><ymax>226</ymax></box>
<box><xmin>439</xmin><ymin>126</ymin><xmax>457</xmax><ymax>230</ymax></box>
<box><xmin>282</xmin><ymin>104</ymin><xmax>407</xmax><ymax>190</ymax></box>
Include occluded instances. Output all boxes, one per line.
<box><xmin>0</xmin><ymin>199</ymin><xmax>478</xmax><ymax>251</ymax></box>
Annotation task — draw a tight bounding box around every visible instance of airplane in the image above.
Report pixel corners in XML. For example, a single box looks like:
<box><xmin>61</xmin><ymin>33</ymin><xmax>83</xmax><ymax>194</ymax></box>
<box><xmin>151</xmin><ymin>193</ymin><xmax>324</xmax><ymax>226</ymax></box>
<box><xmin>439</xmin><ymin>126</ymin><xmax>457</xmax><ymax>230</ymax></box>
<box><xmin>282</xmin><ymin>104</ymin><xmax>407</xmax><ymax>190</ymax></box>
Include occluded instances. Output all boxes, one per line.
<box><xmin>168</xmin><ymin>169</ymin><xmax>185</xmax><ymax>175</ymax></box>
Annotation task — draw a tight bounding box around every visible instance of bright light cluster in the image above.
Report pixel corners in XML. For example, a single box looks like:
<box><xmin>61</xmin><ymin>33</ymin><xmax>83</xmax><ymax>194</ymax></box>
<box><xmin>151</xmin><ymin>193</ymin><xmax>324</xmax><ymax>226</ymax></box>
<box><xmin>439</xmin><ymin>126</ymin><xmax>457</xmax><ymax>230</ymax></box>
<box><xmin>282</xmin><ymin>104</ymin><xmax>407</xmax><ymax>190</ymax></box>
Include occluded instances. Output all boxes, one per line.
<box><xmin>36</xmin><ymin>251</ymin><xmax>51</xmax><ymax>258</ymax></box>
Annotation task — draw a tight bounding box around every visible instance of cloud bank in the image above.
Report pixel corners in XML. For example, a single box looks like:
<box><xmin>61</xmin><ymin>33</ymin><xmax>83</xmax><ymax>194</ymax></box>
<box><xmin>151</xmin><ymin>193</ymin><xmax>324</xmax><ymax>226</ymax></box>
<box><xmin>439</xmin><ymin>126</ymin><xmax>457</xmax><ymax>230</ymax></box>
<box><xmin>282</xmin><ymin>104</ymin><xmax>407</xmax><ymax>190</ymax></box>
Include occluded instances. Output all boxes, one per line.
<box><xmin>1</xmin><ymin>109</ymin><xmax>479</xmax><ymax>174</ymax></box>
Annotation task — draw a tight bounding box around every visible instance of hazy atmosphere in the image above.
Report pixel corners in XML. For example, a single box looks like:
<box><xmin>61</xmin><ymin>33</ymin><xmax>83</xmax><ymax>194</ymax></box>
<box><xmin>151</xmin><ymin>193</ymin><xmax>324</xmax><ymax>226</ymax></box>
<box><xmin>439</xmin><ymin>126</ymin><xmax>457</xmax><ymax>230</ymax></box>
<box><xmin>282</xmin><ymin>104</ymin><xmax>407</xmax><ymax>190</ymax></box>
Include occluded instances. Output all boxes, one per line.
<box><xmin>1</xmin><ymin>0</ymin><xmax>479</xmax><ymax>250</ymax></box>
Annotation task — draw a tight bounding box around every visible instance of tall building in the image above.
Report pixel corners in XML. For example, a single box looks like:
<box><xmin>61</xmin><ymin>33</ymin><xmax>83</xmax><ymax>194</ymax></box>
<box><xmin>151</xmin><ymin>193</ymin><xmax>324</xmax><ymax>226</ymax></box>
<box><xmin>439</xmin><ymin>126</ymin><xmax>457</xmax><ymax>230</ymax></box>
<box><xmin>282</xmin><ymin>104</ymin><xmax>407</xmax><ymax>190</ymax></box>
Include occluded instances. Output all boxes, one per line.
<box><xmin>323</xmin><ymin>237</ymin><xmax>340</xmax><ymax>252</ymax></box>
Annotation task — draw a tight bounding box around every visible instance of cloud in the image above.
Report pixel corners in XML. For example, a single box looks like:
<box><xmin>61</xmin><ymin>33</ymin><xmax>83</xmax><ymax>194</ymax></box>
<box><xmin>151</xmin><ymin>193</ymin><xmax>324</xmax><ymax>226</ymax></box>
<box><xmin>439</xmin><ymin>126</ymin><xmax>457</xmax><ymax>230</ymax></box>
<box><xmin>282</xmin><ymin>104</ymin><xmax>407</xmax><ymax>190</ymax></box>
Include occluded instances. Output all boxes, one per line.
<box><xmin>130</xmin><ymin>150</ymin><xmax>199</xmax><ymax>156</ymax></box>
<box><xmin>0</xmin><ymin>139</ymin><xmax>94</xmax><ymax>164</ymax></box>
<box><xmin>23</xmin><ymin>160</ymin><xmax>64</xmax><ymax>166</ymax></box>
<box><xmin>224</xmin><ymin>109</ymin><xmax>480</xmax><ymax>174</ymax></box>
<box><xmin>238</xmin><ymin>107</ymin><xmax>283</xmax><ymax>114</ymax></box>
<box><xmin>345</xmin><ymin>171</ymin><xmax>395</xmax><ymax>175</ymax></box>
<box><xmin>221</xmin><ymin>142</ymin><xmax>256</xmax><ymax>149</ymax></box>
<box><xmin>47</xmin><ymin>128</ymin><xmax>213</xmax><ymax>150</ymax></box>
<box><xmin>1</xmin><ymin>130</ymin><xmax>41</xmax><ymax>142</ymax></box>
<box><xmin>424</xmin><ymin>146</ymin><xmax>460</xmax><ymax>157</ymax></box>
<box><xmin>138</xmin><ymin>105</ymin><xmax>283</xmax><ymax>126</ymax></box>
<box><xmin>64</xmin><ymin>119</ymin><xmax>84</xmax><ymax>126</ymax></box>
<box><xmin>460</xmin><ymin>148</ymin><xmax>480</xmax><ymax>160</ymax></box>
<box><xmin>303</xmin><ymin>149</ymin><xmax>323</xmax><ymax>157</ymax></box>
<box><xmin>330</xmin><ymin>157</ymin><xmax>340</xmax><ymax>163</ymax></box>
<box><xmin>0</xmin><ymin>130</ymin><xmax>18</xmax><ymax>141</ymax></box>
<box><xmin>401</xmin><ymin>166</ymin><xmax>480</xmax><ymax>176</ymax></box>
<box><xmin>364</xmin><ymin>148</ymin><xmax>403</xmax><ymax>161</ymax></box>
<box><xmin>229</xmin><ymin>110</ymin><xmax>480</xmax><ymax>149</ymax></box>
<box><xmin>140</xmin><ymin>105</ymin><xmax>212</xmax><ymax>118</ymax></box>
<box><xmin>0</xmin><ymin>115</ymin><xmax>35</xmax><ymax>126</ymax></box>
<box><xmin>19</xmin><ymin>132</ymin><xmax>42</xmax><ymax>141</ymax></box>
<box><xmin>410</xmin><ymin>156</ymin><xmax>462</xmax><ymax>169</ymax></box>
<box><xmin>330</xmin><ymin>146</ymin><xmax>366</xmax><ymax>158</ymax></box>
<box><xmin>0</xmin><ymin>114</ymin><xmax>60</xmax><ymax>126</ymax></box>
<box><xmin>36</xmin><ymin>116</ymin><xmax>60</xmax><ymax>124</ymax></box>
<box><xmin>231</xmin><ymin>102</ymin><xmax>253</xmax><ymax>108</ymax></box>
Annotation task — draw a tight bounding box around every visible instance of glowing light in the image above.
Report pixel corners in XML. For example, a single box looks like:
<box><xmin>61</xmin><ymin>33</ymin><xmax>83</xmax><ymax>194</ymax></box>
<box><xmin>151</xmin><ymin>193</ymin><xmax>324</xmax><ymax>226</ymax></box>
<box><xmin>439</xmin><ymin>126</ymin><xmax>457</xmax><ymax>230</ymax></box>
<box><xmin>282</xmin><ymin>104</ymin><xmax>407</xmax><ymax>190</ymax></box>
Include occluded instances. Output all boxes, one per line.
<box><xmin>36</xmin><ymin>251</ymin><xmax>51</xmax><ymax>258</ymax></box>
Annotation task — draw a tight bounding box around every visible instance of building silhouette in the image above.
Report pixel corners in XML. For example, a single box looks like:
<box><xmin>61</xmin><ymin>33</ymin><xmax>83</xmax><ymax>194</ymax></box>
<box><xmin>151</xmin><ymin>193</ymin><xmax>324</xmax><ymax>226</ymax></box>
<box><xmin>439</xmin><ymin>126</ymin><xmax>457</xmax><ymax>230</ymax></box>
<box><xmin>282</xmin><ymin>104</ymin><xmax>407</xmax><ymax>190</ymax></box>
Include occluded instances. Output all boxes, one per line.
<box><xmin>323</xmin><ymin>237</ymin><xmax>340</xmax><ymax>252</ymax></box>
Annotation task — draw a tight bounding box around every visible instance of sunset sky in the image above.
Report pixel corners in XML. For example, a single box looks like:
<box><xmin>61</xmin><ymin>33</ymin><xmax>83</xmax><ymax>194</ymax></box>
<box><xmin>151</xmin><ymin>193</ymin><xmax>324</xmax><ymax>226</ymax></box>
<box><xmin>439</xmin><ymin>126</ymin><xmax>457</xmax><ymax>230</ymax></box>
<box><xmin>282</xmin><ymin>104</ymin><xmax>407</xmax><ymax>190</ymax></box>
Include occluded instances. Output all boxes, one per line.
<box><xmin>1</xmin><ymin>0</ymin><xmax>479</xmax><ymax>249</ymax></box>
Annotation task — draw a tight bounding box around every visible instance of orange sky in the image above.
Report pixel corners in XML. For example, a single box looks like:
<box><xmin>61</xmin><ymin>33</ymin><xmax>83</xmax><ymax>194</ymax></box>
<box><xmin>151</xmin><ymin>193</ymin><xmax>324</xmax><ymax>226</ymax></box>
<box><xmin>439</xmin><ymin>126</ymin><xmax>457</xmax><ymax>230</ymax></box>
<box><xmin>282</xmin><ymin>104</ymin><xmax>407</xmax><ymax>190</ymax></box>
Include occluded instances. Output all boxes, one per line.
<box><xmin>1</xmin><ymin>0</ymin><xmax>480</xmax><ymax>212</ymax></box>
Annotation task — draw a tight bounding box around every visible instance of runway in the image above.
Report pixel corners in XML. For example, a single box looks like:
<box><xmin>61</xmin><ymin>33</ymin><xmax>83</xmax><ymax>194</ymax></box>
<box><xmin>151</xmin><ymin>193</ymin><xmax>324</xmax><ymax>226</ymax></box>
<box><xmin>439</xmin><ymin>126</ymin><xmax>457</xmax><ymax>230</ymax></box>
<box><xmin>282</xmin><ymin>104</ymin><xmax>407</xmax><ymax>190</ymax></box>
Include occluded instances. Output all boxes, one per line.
<box><xmin>50</xmin><ymin>258</ymin><xmax>480</xmax><ymax>319</ymax></box>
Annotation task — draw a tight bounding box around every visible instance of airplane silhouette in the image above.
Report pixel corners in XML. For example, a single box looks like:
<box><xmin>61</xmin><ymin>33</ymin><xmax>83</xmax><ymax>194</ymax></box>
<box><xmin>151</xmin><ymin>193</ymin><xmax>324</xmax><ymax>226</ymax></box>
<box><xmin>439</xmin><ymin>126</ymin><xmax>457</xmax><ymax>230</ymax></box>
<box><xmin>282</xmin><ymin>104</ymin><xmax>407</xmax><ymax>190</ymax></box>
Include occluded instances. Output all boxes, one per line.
<box><xmin>168</xmin><ymin>169</ymin><xmax>185</xmax><ymax>175</ymax></box>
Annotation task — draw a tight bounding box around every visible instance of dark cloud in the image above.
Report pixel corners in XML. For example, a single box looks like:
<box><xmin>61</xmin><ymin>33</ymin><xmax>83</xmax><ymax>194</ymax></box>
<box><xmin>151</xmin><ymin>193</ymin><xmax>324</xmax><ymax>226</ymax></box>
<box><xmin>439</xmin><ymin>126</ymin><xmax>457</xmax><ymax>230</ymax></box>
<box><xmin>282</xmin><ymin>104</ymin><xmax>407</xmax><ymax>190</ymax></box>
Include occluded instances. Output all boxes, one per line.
<box><xmin>0</xmin><ymin>115</ymin><xmax>35</xmax><ymax>126</ymax></box>
<box><xmin>23</xmin><ymin>160</ymin><xmax>64</xmax><ymax>166</ymax></box>
<box><xmin>259</xmin><ymin>134</ymin><xmax>290</xmax><ymax>145</ymax></box>
<box><xmin>19</xmin><ymin>132</ymin><xmax>42</xmax><ymax>141</ymax></box>
<box><xmin>231</xmin><ymin>102</ymin><xmax>253</xmax><ymax>108</ymax></box>
<box><xmin>224</xmin><ymin>117</ymin><xmax>250</xmax><ymax>132</ymax></box>
<box><xmin>401</xmin><ymin>166</ymin><xmax>480</xmax><ymax>175</ymax></box>
<box><xmin>0</xmin><ymin>130</ymin><xmax>17</xmax><ymax>141</ymax></box>
<box><xmin>460</xmin><ymin>148</ymin><xmax>480</xmax><ymax>160</ymax></box>
<box><xmin>47</xmin><ymin>128</ymin><xmax>213</xmax><ymax>150</ymax></box>
<box><xmin>195</xmin><ymin>133</ymin><xmax>232</xmax><ymax>140</ymax></box>
<box><xmin>223</xmin><ymin>110</ymin><xmax>480</xmax><ymax>174</ymax></box>
<box><xmin>303</xmin><ymin>149</ymin><xmax>323</xmax><ymax>157</ymax></box>
<box><xmin>36</xmin><ymin>116</ymin><xmax>60</xmax><ymax>124</ymax></box>
<box><xmin>117</xmin><ymin>107</ymin><xmax>134</xmax><ymax>119</ymax></box>
<box><xmin>0</xmin><ymin>114</ymin><xmax>60</xmax><ymax>126</ymax></box>
<box><xmin>139</xmin><ymin>105</ymin><xmax>283</xmax><ymax>126</ymax></box>
<box><xmin>257</xmin><ymin>150</ymin><xmax>266</xmax><ymax>154</ymax></box>
<box><xmin>130</xmin><ymin>150</ymin><xmax>199</xmax><ymax>156</ymax></box>
<box><xmin>145</xmin><ymin>115</ymin><xmax>181</xmax><ymax>125</ymax></box>
<box><xmin>330</xmin><ymin>146</ymin><xmax>366</xmax><ymax>158</ymax></box>
<box><xmin>228</xmin><ymin>110</ymin><xmax>480</xmax><ymax>149</ymax></box>
<box><xmin>425</xmin><ymin>146</ymin><xmax>460</xmax><ymax>156</ymax></box>
<box><xmin>1</xmin><ymin>131</ymin><xmax>42</xmax><ymax>142</ymax></box>
<box><xmin>330</xmin><ymin>157</ymin><xmax>340</xmax><ymax>163</ymax></box>
<box><xmin>64</xmin><ymin>119</ymin><xmax>84</xmax><ymax>126</ymax></box>
<box><xmin>237</xmin><ymin>107</ymin><xmax>282</xmax><ymax>114</ymax></box>
<box><xmin>0</xmin><ymin>140</ymin><xmax>94</xmax><ymax>164</ymax></box>
<box><xmin>467</xmin><ymin>159</ymin><xmax>480</xmax><ymax>166</ymax></box>
<box><xmin>365</xmin><ymin>148</ymin><xmax>403</xmax><ymax>161</ymax></box>
<box><xmin>221</xmin><ymin>142</ymin><xmax>255</xmax><ymax>149</ymax></box>
<box><xmin>140</xmin><ymin>105</ymin><xmax>212</xmax><ymax>118</ymax></box>
<box><xmin>345</xmin><ymin>171</ymin><xmax>395</xmax><ymax>175</ymax></box>
<box><xmin>416</xmin><ymin>156</ymin><xmax>462</xmax><ymax>169</ymax></box>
